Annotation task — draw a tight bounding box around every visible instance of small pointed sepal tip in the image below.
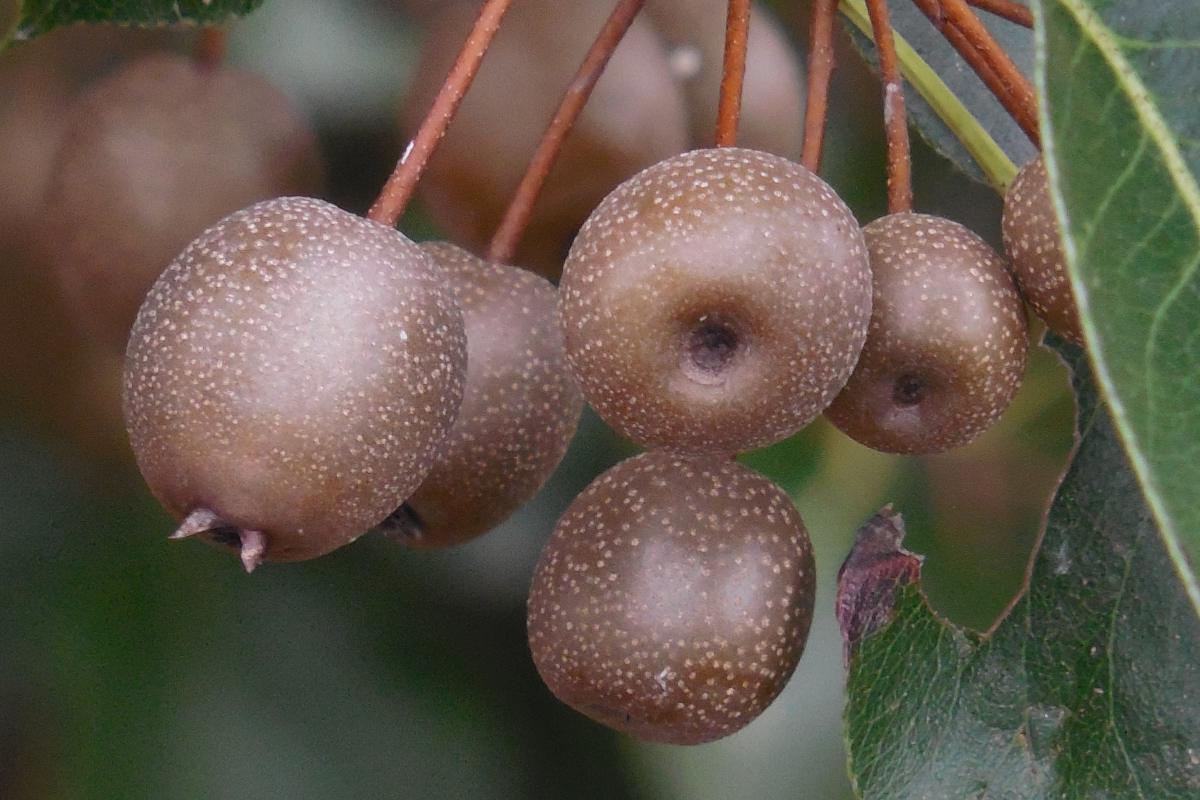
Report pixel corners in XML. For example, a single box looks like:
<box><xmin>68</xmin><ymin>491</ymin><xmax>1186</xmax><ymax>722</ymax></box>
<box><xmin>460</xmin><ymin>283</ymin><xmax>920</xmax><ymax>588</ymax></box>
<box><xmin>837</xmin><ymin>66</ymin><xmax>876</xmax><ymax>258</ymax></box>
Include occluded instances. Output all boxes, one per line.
<box><xmin>239</xmin><ymin>529</ymin><xmax>268</xmax><ymax>574</ymax></box>
<box><xmin>170</xmin><ymin>508</ymin><xmax>223</xmax><ymax>540</ymax></box>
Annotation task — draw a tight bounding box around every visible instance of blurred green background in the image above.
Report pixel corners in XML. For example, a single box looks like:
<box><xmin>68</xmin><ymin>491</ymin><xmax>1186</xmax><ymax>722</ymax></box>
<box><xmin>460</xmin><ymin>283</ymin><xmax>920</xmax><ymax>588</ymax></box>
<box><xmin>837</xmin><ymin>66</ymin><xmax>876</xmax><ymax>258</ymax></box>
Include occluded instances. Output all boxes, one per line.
<box><xmin>0</xmin><ymin>1</ymin><xmax>1072</xmax><ymax>797</ymax></box>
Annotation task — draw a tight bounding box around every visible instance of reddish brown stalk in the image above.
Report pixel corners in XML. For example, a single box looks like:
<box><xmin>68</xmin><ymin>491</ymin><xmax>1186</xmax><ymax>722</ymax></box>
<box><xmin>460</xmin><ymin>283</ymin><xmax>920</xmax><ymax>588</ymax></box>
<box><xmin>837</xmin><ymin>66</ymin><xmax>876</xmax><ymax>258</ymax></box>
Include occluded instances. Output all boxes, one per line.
<box><xmin>967</xmin><ymin>0</ymin><xmax>1033</xmax><ymax>28</ymax></box>
<box><xmin>487</xmin><ymin>0</ymin><xmax>646</xmax><ymax>265</ymax></box>
<box><xmin>801</xmin><ymin>0</ymin><xmax>838</xmax><ymax>173</ymax></box>
<box><xmin>866</xmin><ymin>0</ymin><xmax>912</xmax><ymax>214</ymax></box>
<box><xmin>367</xmin><ymin>0</ymin><xmax>514</xmax><ymax>227</ymax></box>
<box><xmin>910</xmin><ymin>0</ymin><xmax>1040</xmax><ymax>144</ymax></box>
<box><xmin>193</xmin><ymin>27</ymin><xmax>227</xmax><ymax>70</ymax></box>
<box><xmin>714</xmin><ymin>0</ymin><xmax>752</xmax><ymax>147</ymax></box>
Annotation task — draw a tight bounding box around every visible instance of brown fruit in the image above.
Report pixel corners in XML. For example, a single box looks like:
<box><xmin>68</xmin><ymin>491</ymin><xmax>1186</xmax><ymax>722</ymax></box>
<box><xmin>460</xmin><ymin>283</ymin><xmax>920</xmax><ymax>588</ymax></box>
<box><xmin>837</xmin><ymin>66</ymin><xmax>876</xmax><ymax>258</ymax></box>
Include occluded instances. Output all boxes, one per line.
<box><xmin>378</xmin><ymin>242</ymin><xmax>583</xmax><ymax>548</ymax></box>
<box><xmin>402</xmin><ymin>0</ymin><xmax>689</xmax><ymax>275</ymax></box>
<box><xmin>825</xmin><ymin>213</ymin><xmax>1028</xmax><ymax>454</ymax></box>
<box><xmin>0</xmin><ymin>26</ymin><xmax>180</xmax><ymax>464</ymax></box>
<box><xmin>527</xmin><ymin>450</ymin><xmax>816</xmax><ymax>745</ymax></box>
<box><xmin>559</xmin><ymin>147</ymin><xmax>872</xmax><ymax>454</ymax></box>
<box><xmin>645</xmin><ymin>0</ymin><xmax>805</xmax><ymax>157</ymax></box>
<box><xmin>1002</xmin><ymin>155</ymin><xmax>1083</xmax><ymax>344</ymax></box>
<box><xmin>41</xmin><ymin>53</ymin><xmax>323</xmax><ymax>351</ymax></box>
<box><xmin>124</xmin><ymin>197</ymin><xmax>467</xmax><ymax>570</ymax></box>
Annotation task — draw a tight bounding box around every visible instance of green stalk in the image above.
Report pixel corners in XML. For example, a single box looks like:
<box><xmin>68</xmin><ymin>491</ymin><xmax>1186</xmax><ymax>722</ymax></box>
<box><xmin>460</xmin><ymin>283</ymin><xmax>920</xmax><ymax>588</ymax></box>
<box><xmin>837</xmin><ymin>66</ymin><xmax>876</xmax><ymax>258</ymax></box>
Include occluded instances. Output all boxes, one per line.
<box><xmin>839</xmin><ymin>0</ymin><xmax>1018</xmax><ymax>193</ymax></box>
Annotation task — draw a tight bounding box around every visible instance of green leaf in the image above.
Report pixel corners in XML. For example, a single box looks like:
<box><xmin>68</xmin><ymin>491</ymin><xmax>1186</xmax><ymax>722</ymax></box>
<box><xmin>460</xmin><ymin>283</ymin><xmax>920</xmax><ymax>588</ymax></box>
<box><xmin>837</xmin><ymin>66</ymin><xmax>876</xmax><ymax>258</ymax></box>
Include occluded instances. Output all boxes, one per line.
<box><xmin>11</xmin><ymin>0</ymin><xmax>262</xmax><ymax>42</ymax></box>
<box><xmin>1036</xmin><ymin>0</ymin><xmax>1200</xmax><ymax>613</ymax></box>
<box><xmin>839</xmin><ymin>339</ymin><xmax>1200</xmax><ymax>799</ymax></box>
<box><xmin>840</xmin><ymin>0</ymin><xmax>1036</xmax><ymax>189</ymax></box>
<box><xmin>1</xmin><ymin>1</ymin><xmax>18</xmax><ymax>46</ymax></box>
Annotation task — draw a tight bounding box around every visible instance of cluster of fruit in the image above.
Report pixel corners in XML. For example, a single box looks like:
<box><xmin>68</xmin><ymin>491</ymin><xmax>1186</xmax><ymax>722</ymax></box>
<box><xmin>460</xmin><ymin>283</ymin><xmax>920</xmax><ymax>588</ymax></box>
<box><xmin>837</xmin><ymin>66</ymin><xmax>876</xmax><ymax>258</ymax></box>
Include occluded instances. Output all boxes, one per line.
<box><xmin>1</xmin><ymin>4</ymin><xmax>1080</xmax><ymax>747</ymax></box>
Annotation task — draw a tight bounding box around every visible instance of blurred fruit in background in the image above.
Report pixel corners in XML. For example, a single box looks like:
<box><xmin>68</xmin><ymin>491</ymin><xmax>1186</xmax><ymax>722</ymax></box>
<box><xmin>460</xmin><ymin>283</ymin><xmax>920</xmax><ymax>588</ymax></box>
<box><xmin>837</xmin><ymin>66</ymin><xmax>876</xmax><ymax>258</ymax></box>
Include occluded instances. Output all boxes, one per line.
<box><xmin>39</xmin><ymin>52</ymin><xmax>323</xmax><ymax>351</ymax></box>
<box><xmin>401</xmin><ymin>0</ymin><xmax>689</xmax><ymax>275</ymax></box>
<box><xmin>646</xmin><ymin>0</ymin><xmax>805</xmax><ymax>157</ymax></box>
<box><xmin>0</xmin><ymin>25</ymin><xmax>183</xmax><ymax>467</ymax></box>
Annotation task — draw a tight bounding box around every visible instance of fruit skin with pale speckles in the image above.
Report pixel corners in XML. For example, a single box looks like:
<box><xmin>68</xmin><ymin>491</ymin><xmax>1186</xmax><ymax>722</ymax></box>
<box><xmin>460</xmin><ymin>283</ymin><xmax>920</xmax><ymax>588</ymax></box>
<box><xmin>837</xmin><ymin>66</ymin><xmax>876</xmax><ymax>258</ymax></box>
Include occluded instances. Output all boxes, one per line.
<box><xmin>124</xmin><ymin>197</ymin><xmax>466</xmax><ymax>569</ymax></box>
<box><xmin>41</xmin><ymin>53</ymin><xmax>323</xmax><ymax>351</ymax></box>
<box><xmin>1002</xmin><ymin>156</ymin><xmax>1083</xmax><ymax>344</ymax></box>
<box><xmin>377</xmin><ymin>241</ymin><xmax>583</xmax><ymax>548</ymax></box>
<box><xmin>559</xmin><ymin>147</ymin><xmax>872</xmax><ymax>455</ymax></box>
<box><xmin>825</xmin><ymin>212</ymin><xmax>1028</xmax><ymax>454</ymax></box>
<box><xmin>527</xmin><ymin>450</ymin><xmax>815</xmax><ymax>745</ymax></box>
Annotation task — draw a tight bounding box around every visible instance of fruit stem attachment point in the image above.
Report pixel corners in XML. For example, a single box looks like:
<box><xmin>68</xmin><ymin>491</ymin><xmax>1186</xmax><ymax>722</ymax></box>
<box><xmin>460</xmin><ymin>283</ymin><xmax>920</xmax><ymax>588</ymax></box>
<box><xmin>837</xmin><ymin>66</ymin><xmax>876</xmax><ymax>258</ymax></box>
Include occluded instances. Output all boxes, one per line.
<box><xmin>714</xmin><ymin>0</ymin><xmax>752</xmax><ymax>147</ymax></box>
<box><xmin>170</xmin><ymin>508</ymin><xmax>224</xmax><ymax>540</ymax></box>
<box><xmin>801</xmin><ymin>0</ymin><xmax>838</xmax><ymax>173</ymax></box>
<box><xmin>866</xmin><ymin>0</ymin><xmax>913</xmax><ymax>214</ymax></box>
<box><xmin>193</xmin><ymin>27</ymin><xmax>228</xmax><ymax>71</ymax></box>
<box><xmin>908</xmin><ymin>0</ymin><xmax>1040</xmax><ymax>146</ymax></box>
<box><xmin>239</xmin><ymin>530</ymin><xmax>268</xmax><ymax>574</ymax></box>
<box><xmin>367</xmin><ymin>0</ymin><xmax>514</xmax><ymax>228</ymax></box>
<box><xmin>967</xmin><ymin>0</ymin><xmax>1033</xmax><ymax>28</ymax></box>
<box><xmin>486</xmin><ymin>0</ymin><xmax>647</xmax><ymax>265</ymax></box>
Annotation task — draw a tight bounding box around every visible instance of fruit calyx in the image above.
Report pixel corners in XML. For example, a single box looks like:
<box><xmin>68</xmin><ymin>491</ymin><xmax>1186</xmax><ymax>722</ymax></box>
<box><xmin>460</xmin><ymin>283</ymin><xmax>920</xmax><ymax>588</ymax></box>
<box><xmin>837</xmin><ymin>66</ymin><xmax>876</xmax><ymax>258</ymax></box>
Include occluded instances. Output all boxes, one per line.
<box><xmin>169</xmin><ymin>508</ymin><xmax>268</xmax><ymax>574</ymax></box>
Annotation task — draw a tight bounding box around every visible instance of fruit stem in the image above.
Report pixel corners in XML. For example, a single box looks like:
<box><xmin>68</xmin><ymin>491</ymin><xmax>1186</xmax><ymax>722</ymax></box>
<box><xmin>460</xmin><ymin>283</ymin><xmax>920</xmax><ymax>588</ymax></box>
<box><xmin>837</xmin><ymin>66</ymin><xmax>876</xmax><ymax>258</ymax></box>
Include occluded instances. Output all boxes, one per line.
<box><xmin>966</xmin><ymin>0</ymin><xmax>1033</xmax><ymax>28</ymax></box>
<box><xmin>367</xmin><ymin>0</ymin><xmax>514</xmax><ymax>228</ymax></box>
<box><xmin>866</xmin><ymin>0</ymin><xmax>913</xmax><ymax>214</ymax></box>
<box><xmin>908</xmin><ymin>0</ymin><xmax>1040</xmax><ymax>145</ymax></box>
<box><xmin>193</xmin><ymin>27</ymin><xmax>228</xmax><ymax>71</ymax></box>
<box><xmin>838</xmin><ymin>0</ymin><xmax>1017</xmax><ymax>193</ymax></box>
<box><xmin>714</xmin><ymin>0</ymin><xmax>752</xmax><ymax>147</ymax></box>
<box><xmin>487</xmin><ymin>0</ymin><xmax>646</xmax><ymax>265</ymax></box>
<box><xmin>800</xmin><ymin>0</ymin><xmax>838</xmax><ymax>173</ymax></box>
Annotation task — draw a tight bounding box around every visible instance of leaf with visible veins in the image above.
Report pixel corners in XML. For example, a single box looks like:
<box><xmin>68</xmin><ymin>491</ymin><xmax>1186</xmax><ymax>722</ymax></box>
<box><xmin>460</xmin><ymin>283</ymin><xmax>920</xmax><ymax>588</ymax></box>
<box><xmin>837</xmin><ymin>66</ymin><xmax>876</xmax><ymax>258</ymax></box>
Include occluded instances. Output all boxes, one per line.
<box><xmin>841</xmin><ymin>339</ymin><xmax>1200</xmax><ymax>798</ymax></box>
<box><xmin>7</xmin><ymin>0</ymin><xmax>262</xmax><ymax>46</ymax></box>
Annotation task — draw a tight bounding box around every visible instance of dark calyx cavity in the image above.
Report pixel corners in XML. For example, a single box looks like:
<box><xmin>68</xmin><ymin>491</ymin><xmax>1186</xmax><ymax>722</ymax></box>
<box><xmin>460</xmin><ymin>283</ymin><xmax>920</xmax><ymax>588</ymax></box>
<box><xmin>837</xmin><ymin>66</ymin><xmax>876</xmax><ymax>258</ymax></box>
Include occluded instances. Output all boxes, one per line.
<box><xmin>376</xmin><ymin>503</ymin><xmax>426</xmax><ymax>544</ymax></box>
<box><xmin>687</xmin><ymin>315</ymin><xmax>741</xmax><ymax>374</ymax></box>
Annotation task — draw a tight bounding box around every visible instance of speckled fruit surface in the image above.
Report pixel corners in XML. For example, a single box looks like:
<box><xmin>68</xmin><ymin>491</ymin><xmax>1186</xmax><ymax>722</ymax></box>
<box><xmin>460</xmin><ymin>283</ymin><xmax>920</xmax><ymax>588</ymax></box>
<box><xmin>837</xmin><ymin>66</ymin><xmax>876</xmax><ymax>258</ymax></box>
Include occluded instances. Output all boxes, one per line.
<box><xmin>559</xmin><ymin>147</ymin><xmax>872</xmax><ymax>455</ymax></box>
<box><xmin>527</xmin><ymin>450</ymin><xmax>816</xmax><ymax>745</ymax></box>
<box><xmin>826</xmin><ymin>212</ymin><xmax>1028</xmax><ymax>454</ymax></box>
<box><xmin>379</xmin><ymin>242</ymin><xmax>583</xmax><ymax>548</ymax></box>
<box><xmin>1002</xmin><ymin>156</ymin><xmax>1083</xmax><ymax>344</ymax></box>
<box><xmin>124</xmin><ymin>197</ymin><xmax>466</xmax><ymax>564</ymax></box>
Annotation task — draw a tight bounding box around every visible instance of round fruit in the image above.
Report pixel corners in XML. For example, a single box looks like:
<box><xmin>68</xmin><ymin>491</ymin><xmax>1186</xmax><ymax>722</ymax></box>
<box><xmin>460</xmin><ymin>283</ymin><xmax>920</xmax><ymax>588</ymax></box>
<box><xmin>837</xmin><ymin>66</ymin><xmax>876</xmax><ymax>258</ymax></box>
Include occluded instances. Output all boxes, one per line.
<box><xmin>402</xmin><ymin>0</ymin><xmax>689</xmax><ymax>275</ymax></box>
<box><xmin>825</xmin><ymin>213</ymin><xmax>1028</xmax><ymax>454</ymax></box>
<box><xmin>41</xmin><ymin>53</ymin><xmax>322</xmax><ymax>351</ymax></box>
<box><xmin>0</xmin><ymin>27</ymin><xmax>179</xmax><ymax>464</ymax></box>
<box><xmin>377</xmin><ymin>241</ymin><xmax>583</xmax><ymax>548</ymax></box>
<box><xmin>0</xmin><ymin>25</ymin><xmax>177</xmax><ymax>250</ymax></box>
<box><xmin>1002</xmin><ymin>155</ymin><xmax>1083</xmax><ymax>344</ymax></box>
<box><xmin>559</xmin><ymin>147</ymin><xmax>872</xmax><ymax>454</ymax></box>
<box><xmin>646</xmin><ymin>0</ymin><xmax>805</xmax><ymax>157</ymax></box>
<box><xmin>527</xmin><ymin>450</ymin><xmax>815</xmax><ymax>745</ymax></box>
<box><xmin>124</xmin><ymin>197</ymin><xmax>467</xmax><ymax>570</ymax></box>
